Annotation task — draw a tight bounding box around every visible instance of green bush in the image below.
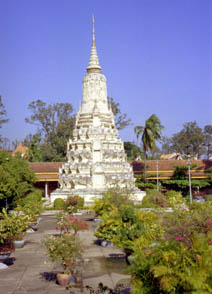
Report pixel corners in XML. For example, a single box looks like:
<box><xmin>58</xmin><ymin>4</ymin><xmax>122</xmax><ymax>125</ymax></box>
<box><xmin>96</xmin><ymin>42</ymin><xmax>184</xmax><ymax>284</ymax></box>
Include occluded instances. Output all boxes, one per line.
<box><xmin>43</xmin><ymin>233</ymin><xmax>83</xmax><ymax>274</ymax></box>
<box><xmin>95</xmin><ymin>203</ymin><xmax>162</xmax><ymax>266</ymax></box>
<box><xmin>21</xmin><ymin>189</ymin><xmax>42</xmax><ymax>206</ymax></box>
<box><xmin>205</xmin><ymin>195</ymin><xmax>212</xmax><ymax>202</ymax></box>
<box><xmin>141</xmin><ymin>190</ymin><xmax>185</xmax><ymax>209</ymax></box>
<box><xmin>92</xmin><ymin>188</ymin><xmax>134</xmax><ymax>216</ymax></box>
<box><xmin>129</xmin><ymin>204</ymin><xmax>212</xmax><ymax>293</ymax></box>
<box><xmin>0</xmin><ymin>150</ymin><xmax>36</xmax><ymax>209</ymax></box>
<box><xmin>141</xmin><ymin>189</ymin><xmax>169</xmax><ymax>208</ymax></box>
<box><xmin>53</xmin><ymin>198</ymin><xmax>65</xmax><ymax>210</ymax></box>
<box><xmin>165</xmin><ymin>190</ymin><xmax>185</xmax><ymax>207</ymax></box>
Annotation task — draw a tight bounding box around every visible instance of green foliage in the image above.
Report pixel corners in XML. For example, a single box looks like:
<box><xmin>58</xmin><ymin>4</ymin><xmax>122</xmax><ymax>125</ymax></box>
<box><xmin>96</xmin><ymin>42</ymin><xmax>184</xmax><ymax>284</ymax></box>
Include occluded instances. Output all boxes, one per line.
<box><xmin>129</xmin><ymin>204</ymin><xmax>212</xmax><ymax>293</ymax></box>
<box><xmin>170</xmin><ymin>121</ymin><xmax>204</xmax><ymax>158</ymax></box>
<box><xmin>26</xmin><ymin>133</ymin><xmax>44</xmax><ymax>162</ymax></box>
<box><xmin>15</xmin><ymin>189</ymin><xmax>43</xmax><ymax>222</ymax></box>
<box><xmin>86</xmin><ymin>282</ymin><xmax>125</xmax><ymax>294</ymax></box>
<box><xmin>53</xmin><ymin>198</ymin><xmax>65</xmax><ymax>210</ymax></box>
<box><xmin>135</xmin><ymin>179</ymin><xmax>158</xmax><ymax>190</ymax></box>
<box><xmin>204</xmin><ymin>125</ymin><xmax>212</xmax><ymax>159</ymax></box>
<box><xmin>205</xmin><ymin>195</ymin><xmax>212</xmax><ymax>202</ymax></box>
<box><xmin>0</xmin><ymin>220</ymin><xmax>11</xmax><ymax>245</ymax></box>
<box><xmin>43</xmin><ymin>233</ymin><xmax>83</xmax><ymax>274</ymax></box>
<box><xmin>172</xmin><ymin>164</ymin><xmax>188</xmax><ymax>180</ymax></box>
<box><xmin>141</xmin><ymin>190</ymin><xmax>167</xmax><ymax>208</ymax></box>
<box><xmin>108</xmin><ymin>97</ymin><xmax>131</xmax><ymax>130</ymax></box>
<box><xmin>134</xmin><ymin>114</ymin><xmax>164</xmax><ymax>155</ymax></box>
<box><xmin>0</xmin><ymin>150</ymin><xmax>36</xmax><ymax>209</ymax></box>
<box><xmin>0</xmin><ymin>209</ymin><xmax>29</xmax><ymax>241</ymax></box>
<box><xmin>92</xmin><ymin>188</ymin><xmax>134</xmax><ymax>217</ymax></box>
<box><xmin>165</xmin><ymin>190</ymin><xmax>186</xmax><ymax>207</ymax></box>
<box><xmin>0</xmin><ymin>96</ymin><xmax>8</xmax><ymax>130</ymax></box>
<box><xmin>95</xmin><ymin>203</ymin><xmax>162</xmax><ymax>256</ymax></box>
<box><xmin>134</xmin><ymin>114</ymin><xmax>163</xmax><ymax>181</ymax></box>
<box><xmin>20</xmin><ymin>189</ymin><xmax>42</xmax><ymax>206</ymax></box>
<box><xmin>20</xmin><ymin>201</ymin><xmax>43</xmax><ymax>222</ymax></box>
<box><xmin>124</xmin><ymin>141</ymin><xmax>143</xmax><ymax>160</ymax></box>
<box><xmin>161</xmin><ymin>123</ymin><xmax>212</xmax><ymax>159</ymax></box>
<box><xmin>141</xmin><ymin>189</ymin><xmax>185</xmax><ymax>208</ymax></box>
<box><xmin>162</xmin><ymin>164</ymin><xmax>209</xmax><ymax>195</ymax></box>
<box><xmin>64</xmin><ymin>195</ymin><xmax>84</xmax><ymax>213</ymax></box>
<box><xmin>25</xmin><ymin>99</ymin><xmax>75</xmax><ymax>161</ymax></box>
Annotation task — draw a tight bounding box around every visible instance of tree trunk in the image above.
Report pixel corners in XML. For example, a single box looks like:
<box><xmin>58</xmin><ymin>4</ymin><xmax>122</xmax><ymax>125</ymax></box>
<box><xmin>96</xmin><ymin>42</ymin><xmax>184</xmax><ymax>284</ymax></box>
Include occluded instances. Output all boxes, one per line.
<box><xmin>144</xmin><ymin>152</ymin><xmax>147</xmax><ymax>182</ymax></box>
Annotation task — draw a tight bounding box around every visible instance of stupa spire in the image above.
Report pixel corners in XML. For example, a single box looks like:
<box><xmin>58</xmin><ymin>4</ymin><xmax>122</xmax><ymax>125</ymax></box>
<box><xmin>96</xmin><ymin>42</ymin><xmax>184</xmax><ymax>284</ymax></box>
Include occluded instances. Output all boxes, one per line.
<box><xmin>92</xmin><ymin>15</ymin><xmax>95</xmax><ymax>47</ymax></box>
<box><xmin>87</xmin><ymin>16</ymin><xmax>102</xmax><ymax>73</ymax></box>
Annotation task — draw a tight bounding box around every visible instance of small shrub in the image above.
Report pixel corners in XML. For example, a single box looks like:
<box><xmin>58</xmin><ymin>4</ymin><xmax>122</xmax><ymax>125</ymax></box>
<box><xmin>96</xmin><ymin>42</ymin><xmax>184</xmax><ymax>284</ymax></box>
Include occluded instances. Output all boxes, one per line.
<box><xmin>165</xmin><ymin>190</ymin><xmax>185</xmax><ymax>207</ymax></box>
<box><xmin>43</xmin><ymin>233</ymin><xmax>83</xmax><ymax>274</ymax></box>
<box><xmin>141</xmin><ymin>189</ymin><xmax>169</xmax><ymax>208</ymax></box>
<box><xmin>86</xmin><ymin>283</ymin><xmax>125</xmax><ymax>294</ymax></box>
<box><xmin>129</xmin><ymin>204</ymin><xmax>212</xmax><ymax>293</ymax></box>
<box><xmin>53</xmin><ymin>198</ymin><xmax>65</xmax><ymax>210</ymax></box>
<box><xmin>93</xmin><ymin>188</ymin><xmax>134</xmax><ymax>216</ymax></box>
<box><xmin>56</xmin><ymin>212</ymin><xmax>88</xmax><ymax>234</ymax></box>
<box><xmin>64</xmin><ymin>195</ymin><xmax>84</xmax><ymax>213</ymax></box>
<box><xmin>17</xmin><ymin>189</ymin><xmax>42</xmax><ymax>207</ymax></box>
<box><xmin>205</xmin><ymin>195</ymin><xmax>212</xmax><ymax>202</ymax></box>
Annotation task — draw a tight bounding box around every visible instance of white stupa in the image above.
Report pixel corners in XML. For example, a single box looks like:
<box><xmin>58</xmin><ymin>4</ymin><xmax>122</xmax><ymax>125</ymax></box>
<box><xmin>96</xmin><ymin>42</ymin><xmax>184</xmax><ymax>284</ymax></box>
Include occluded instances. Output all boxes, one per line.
<box><xmin>50</xmin><ymin>17</ymin><xmax>145</xmax><ymax>205</ymax></box>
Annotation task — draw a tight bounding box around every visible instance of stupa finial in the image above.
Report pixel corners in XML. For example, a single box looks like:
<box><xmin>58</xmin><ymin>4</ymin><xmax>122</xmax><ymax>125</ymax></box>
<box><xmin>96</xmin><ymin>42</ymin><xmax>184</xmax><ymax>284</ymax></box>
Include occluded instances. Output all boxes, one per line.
<box><xmin>87</xmin><ymin>15</ymin><xmax>102</xmax><ymax>73</ymax></box>
<box><xmin>92</xmin><ymin>15</ymin><xmax>95</xmax><ymax>47</ymax></box>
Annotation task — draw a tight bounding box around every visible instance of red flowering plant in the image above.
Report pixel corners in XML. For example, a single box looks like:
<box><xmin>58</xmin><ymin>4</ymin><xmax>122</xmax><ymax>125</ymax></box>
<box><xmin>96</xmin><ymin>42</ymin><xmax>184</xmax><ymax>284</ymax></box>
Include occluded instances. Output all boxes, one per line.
<box><xmin>56</xmin><ymin>212</ymin><xmax>88</xmax><ymax>235</ymax></box>
<box><xmin>64</xmin><ymin>195</ymin><xmax>84</xmax><ymax>214</ymax></box>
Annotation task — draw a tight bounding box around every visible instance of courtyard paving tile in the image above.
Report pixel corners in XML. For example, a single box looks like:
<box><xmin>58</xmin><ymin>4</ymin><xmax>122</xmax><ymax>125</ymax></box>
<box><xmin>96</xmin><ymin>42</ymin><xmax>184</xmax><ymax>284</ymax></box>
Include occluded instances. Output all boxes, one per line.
<box><xmin>0</xmin><ymin>213</ymin><xmax>131</xmax><ymax>293</ymax></box>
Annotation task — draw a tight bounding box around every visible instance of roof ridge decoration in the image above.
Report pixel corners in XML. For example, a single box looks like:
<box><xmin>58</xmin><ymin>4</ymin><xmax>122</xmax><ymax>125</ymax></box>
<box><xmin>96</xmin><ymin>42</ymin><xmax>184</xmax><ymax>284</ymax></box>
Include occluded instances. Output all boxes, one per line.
<box><xmin>87</xmin><ymin>16</ymin><xmax>102</xmax><ymax>73</ymax></box>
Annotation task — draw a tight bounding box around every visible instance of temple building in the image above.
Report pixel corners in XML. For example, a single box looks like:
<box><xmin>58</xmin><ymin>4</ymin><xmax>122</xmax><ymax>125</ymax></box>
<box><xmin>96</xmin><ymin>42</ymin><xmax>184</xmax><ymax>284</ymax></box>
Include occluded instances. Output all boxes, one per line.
<box><xmin>50</xmin><ymin>17</ymin><xmax>145</xmax><ymax>204</ymax></box>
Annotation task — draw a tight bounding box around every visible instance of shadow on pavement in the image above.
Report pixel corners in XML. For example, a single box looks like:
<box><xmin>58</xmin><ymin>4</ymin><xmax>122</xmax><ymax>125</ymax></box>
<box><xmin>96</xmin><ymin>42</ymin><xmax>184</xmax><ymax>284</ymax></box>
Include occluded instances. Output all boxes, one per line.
<box><xmin>3</xmin><ymin>257</ymin><xmax>16</xmax><ymax>266</ymax></box>
<box><xmin>40</xmin><ymin>271</ymin><xmax>57</xmax><ymax>282</ymax></box>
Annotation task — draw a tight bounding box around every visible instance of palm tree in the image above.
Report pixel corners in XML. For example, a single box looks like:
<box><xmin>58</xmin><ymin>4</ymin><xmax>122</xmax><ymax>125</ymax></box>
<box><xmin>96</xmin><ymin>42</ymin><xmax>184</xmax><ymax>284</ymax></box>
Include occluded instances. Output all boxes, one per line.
<box><xmin>134</xmin><ymin>114</ymin><xmax>164</xmax><ymax>181</ymax></box>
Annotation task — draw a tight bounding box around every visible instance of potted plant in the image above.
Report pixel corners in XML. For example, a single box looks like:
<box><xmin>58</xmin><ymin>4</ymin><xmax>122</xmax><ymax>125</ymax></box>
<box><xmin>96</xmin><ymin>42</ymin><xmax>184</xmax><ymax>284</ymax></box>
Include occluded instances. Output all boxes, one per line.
<box><xmin>56</xmin><ymin>212</ymin><xmax>88</xmax><ymax>235</ymax></box>
<box><xmin>43</xmin><ymin>233</ymin><xmax>83</xmax><ymax>286</ymax></box>
<box><xmin>9</xmin><ymin>214</ymin><xmax>29</xmax><ymax>248</ymax></box>
<box><xmin>0</xmin><ymin>217</ymin><xmax>15</xmax><ymax>260</ymax></box>
<box><xmin>19</xmin><ymin>201</ymin><xmax>43</xmax><ymax>230</ymax></box>
<box><xmin>0</xmin><ymin>208</ymin><xmax>29</xmax><ymax>248</ymax></box>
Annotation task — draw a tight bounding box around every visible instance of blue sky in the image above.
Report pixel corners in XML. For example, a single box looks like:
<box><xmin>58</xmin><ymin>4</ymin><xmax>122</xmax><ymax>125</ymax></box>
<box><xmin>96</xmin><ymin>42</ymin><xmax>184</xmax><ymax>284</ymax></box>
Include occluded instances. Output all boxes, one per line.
<box><xmin>0</xmin><ymin>0</ymin><xmax>211</xmax><ymax>145</ymax></box>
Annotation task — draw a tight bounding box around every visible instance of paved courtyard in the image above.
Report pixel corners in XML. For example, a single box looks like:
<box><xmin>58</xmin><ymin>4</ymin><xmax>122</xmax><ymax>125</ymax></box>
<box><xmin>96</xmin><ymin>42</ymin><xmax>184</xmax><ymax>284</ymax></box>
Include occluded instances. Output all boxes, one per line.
<box><xmin>0</xmin><ymin>213</ymin><xmax>131</xmax><ymax>294</ymax></box>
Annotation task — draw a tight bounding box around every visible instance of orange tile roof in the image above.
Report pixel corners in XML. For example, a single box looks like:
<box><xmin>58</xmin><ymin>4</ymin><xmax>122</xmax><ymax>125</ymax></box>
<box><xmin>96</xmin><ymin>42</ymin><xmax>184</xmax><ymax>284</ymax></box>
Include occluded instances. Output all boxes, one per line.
<box><xmin>28</xmin><ymin>162</ymin><xmax>63</xmax><ymax>173</ymax></box>
<box><xmin>12</xmin><ymin>144</ymin><xmax>28</xmax><ymax>156</ymax></box>
<box><xmin>28</xmin><ymin>160</ymin><xmax>212</xmax><ymax>182</ymax></box>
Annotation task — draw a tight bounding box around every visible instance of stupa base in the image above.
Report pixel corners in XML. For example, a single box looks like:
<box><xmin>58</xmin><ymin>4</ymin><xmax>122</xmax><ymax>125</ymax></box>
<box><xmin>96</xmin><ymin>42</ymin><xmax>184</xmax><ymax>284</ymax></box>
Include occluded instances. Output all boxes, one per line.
<box><xmin>50</xmin><ymin>187</ymin><xmax>146</xmax><ymax>206</ymax></box>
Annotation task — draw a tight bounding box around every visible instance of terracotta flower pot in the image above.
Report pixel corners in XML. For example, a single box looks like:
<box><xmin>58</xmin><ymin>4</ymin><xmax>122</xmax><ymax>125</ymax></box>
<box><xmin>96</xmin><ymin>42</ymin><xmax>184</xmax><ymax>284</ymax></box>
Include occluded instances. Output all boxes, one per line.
<box><xmin>0</xmin><ymin>242</ymin><xmax>14</xmax><ymax>261</ymax></box>
<box><xmin>56</xmin><ymin>272</ymin><xmax>72</xmax><ymax>286</ymax></box>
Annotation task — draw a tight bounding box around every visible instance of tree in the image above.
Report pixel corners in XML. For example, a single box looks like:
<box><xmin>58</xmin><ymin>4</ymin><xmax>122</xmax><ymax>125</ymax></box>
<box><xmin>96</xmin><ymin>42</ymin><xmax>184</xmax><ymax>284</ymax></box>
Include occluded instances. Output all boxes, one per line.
<box><xmin>171</xmin><ymin>121</ymin><xmax>204</xmax><ymax>159</ymax></box>
<box><xmin>162</xmin><ymin>164</ymin><xmax>209</xmax><ymax>195</ymax></box>
<box><xmin>0</xmin><ymin>137</ymin><xmax>11</xmax><ymax>151</ymax></box>
<box><xmin>0</xmin><ymin>96</ymin><xmax>8</xmax><ymax>130</ymax></box>
<box><xmin>25</xmin><ymin>133</ymin><xmax>43</xmax><ymax>162</ymax></box>
<box><xmin>0</xmin><ymin>96</ymin><xmax>9</xmax><ymax>145</ymax></box>
<box><xmin>203</xmin><ymin>125</ymin><xmax>212</xmax><ymax>159</ymax></box>
<box><xmin>25</xmin><ymin>100</ymin><xmax>75</xmax><ymax>161</ymax></box>
<box><xmin>134</xmin><ymin>114</ymin><xmax>164</xmax><ymax>181</ymax></box>
<box><xmin>0</xmin><ymin>150</ymin><xmax>36</xmax><ymax>209</ymax></box>
<box><xmin>146</xmin><ymin>145</ymin><xmax>162</xmax><ymax>160</ymax></box>
<box><xmin>161</xmin><ymin>136</ymin><xmax>173</xmax><ymax>154</ymax></box>
<box><xmin>124</xmin><ymin>141</ymin><xmax>143</xmax><ymax>160</ymax></box>
<box><xmin>108</xmin><ymin>97</ymin><xmax>131</xmax><ymax>130</ymax></box>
